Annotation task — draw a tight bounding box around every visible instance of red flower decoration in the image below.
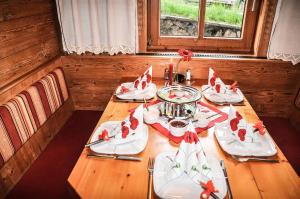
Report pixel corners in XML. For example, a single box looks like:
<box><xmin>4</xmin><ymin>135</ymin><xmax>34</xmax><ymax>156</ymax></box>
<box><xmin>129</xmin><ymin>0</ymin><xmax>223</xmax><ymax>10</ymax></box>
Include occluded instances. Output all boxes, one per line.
<box><xmin>121</xmin><ymin>121</ymin><xmax>126</xmax><ymax>126</ymax></box>
<box><xmin>122</xmin><ymin>125</ymin><xmax>129</xmax><ymax>138</ymax></box>
<box><xmin>200</xmin><ymin>180</ymin><xmax>218</xmax><ymax>199</ymax></box>
<box><xmin>121</xmin><ymin>86</ymin><xmax>129</xmax><ymax>93</ymax></box>
<box><xmin>98</xmin><ymin>129</ymin><xmax>110</xmax><ymax>141</ymax></box>
<box><xmin>215</xmin><ymin>84</ymin><xmax>221</xmax><ymax>93</ymax></box>
<box><xmin>230</xmin><ymin>81</ymin><xmax>238</xmax><ymax>92</ymax></box>
<box><xmin>253</xmin><ymin>121</ymin><xmax>266</xmax><ymax>135</ymax></box>
<box><xmin>142</xmin><ymin>81</ymin><xmax>147</xmax><ymax>89</ymax></box>
<box><xmin>178</xmin><ymin>49</ymin><xmax>193</xmax><ymax>61</ymax></box>
<box><xmin>238</xmin><ymin>129</ymin><xmax>246</xmax><ymax>141</ymax></box>
<box><xmin>130</xmin><ymin>117</ymin><xmax>139</xmax><ymax>130</ymax></box>
<box><xmin>230</xmin><ymin>118</ymin><xmax>239</xmax><ymax>131</ymax></box>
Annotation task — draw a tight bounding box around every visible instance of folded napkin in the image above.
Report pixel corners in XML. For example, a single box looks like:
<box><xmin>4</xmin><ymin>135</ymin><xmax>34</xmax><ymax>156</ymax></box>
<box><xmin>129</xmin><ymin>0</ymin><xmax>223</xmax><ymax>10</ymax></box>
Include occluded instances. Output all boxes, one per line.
<box><xmin>133</xmin><ymin>65</ymin><xmax>152</xmax><ymax>90</ymax></box>
<box><xmin>168</xmin><ymin>121</ymin><xmax>213</xmax><ymax>185</ymax></box>
<box><xmin>97</xmin><ymin>105</ymin><xmax>144</xmax><ymax>145</ymax></box>
<box><xmin>227</xmin><ymin>105</ymin><xmax>264</xmax><ymax>144</ymax></box>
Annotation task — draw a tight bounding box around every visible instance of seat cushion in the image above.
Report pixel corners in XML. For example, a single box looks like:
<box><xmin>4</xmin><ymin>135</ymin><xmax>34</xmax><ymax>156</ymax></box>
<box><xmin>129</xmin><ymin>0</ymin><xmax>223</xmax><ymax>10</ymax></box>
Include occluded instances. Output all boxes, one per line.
<box><xmin>0</xmin><ymin>68</ymin><xmax>69</xmax><ymax>168</ymax></box>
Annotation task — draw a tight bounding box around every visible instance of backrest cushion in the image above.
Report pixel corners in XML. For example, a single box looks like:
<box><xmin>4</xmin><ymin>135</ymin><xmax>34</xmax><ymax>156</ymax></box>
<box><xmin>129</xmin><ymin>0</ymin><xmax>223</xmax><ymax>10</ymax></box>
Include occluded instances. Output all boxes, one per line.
<box><xmin>0</xmin><ymin>68</ymin><xmax>69</xmax><ymax>167</ymax></box>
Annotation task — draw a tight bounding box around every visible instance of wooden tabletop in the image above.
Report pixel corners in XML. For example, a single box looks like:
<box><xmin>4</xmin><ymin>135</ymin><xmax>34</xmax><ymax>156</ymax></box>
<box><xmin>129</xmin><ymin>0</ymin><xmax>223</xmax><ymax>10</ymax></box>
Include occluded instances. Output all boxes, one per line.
<box><xmin>67</xmin><ymin>80</ymin><xmax>300</xmax><ymax>199</ymax></box>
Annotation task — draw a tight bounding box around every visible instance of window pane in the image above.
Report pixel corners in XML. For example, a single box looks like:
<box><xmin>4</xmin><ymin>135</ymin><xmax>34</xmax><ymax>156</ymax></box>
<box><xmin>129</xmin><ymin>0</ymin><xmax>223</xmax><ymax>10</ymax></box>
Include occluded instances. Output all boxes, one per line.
<box><xmin>204</xmin><ymin>0</ymin><xmax>246</xmax><ymax>38</ymax></box>
<box><xmin>160</xmin><ymin>0</ymin><xmax>199</xmax><ymax>37</ymax></box>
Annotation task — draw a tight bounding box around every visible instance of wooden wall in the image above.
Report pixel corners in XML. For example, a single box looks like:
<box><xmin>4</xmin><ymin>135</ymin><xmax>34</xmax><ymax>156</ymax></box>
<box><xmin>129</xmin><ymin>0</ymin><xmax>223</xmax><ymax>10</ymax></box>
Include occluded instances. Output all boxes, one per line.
<box><xmin>61</xmin><ymin>55</ymin><xmax>300</xmax><ymax>118</ymax></box>
<box><xmin>0</xmin><ymin>0</ymin><xmax>60</xmax><ymax>90</ymax></box>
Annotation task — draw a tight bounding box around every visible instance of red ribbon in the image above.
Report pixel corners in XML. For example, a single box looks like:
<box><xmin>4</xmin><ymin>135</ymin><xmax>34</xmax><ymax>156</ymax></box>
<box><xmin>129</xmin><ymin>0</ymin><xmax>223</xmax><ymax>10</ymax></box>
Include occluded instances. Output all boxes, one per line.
<box><xmin>183</xmin><ymin>131</ymin><xmax>199</xmax><ymax>144</ymax></box>
<box><xmin>200</xmin><ymin>180</ymin><xmax>218</xmax><ymax>199</ymax></box>
<box><xmin>253</xmin><ymin>121</ymin><xmax>266</xmax><ymax>135</ymax></box>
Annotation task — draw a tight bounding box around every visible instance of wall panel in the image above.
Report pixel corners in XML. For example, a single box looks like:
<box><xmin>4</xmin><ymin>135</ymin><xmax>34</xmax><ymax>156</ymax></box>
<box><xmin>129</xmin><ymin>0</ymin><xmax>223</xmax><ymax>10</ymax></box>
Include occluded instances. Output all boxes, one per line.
<box><xmin>62</xmin><ymin>55</ymin><xmax>300</xmax><ymax>118</ymax></box>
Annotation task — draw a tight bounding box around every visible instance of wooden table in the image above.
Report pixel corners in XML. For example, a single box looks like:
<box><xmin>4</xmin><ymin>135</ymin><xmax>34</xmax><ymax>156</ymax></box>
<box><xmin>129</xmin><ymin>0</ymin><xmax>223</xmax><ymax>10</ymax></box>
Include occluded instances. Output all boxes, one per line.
<box><xmin>68</xmin><ymin>81</ymin><xmax>300</xmax><ymax>199</ymax></box>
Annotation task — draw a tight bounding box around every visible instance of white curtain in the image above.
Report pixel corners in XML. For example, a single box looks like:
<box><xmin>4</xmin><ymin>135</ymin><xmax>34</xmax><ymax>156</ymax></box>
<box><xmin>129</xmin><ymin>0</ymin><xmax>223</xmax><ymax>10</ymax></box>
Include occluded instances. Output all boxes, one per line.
<box><xmin>267</xmin><ymin>0</ymin><xmax>300</xmax><ymax>65</ymax></box>
<box><xmin>56</xmin><ymin>0</ymin><xmax>138</xmax><ymax>55</ymax></box>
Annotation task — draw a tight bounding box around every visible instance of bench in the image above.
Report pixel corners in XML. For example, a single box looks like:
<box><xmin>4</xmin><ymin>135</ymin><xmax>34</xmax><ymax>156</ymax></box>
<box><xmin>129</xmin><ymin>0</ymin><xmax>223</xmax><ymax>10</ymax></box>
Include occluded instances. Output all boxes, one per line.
<box><xmin>0</xmin><ymin>58</ymin><xmax>74</xmax><ymax>198</ymax></box>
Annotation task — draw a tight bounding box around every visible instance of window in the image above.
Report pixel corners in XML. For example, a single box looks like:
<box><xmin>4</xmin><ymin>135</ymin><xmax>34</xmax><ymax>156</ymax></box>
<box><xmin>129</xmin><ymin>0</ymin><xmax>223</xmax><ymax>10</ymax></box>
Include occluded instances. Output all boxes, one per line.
<box><xmin>148</xmin><ymin>0</ymin><xmax>260</xmax><ymax>53</ymax></box>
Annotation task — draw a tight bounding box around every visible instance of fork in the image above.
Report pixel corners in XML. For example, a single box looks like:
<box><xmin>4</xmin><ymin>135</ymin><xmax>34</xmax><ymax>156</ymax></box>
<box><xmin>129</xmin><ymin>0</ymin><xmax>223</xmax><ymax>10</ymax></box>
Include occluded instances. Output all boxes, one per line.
<box><xmin>147</xmin><ymin>157</ymin><xmax>155</xmax><ymax>199</ymax></box>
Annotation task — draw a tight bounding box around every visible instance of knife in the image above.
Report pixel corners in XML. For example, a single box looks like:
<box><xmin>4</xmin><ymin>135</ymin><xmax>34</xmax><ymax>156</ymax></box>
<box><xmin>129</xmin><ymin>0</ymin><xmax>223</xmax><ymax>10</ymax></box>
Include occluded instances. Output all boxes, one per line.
<box><xmin>85</xmin><ymin>135</ymin><xmax>116</xmax><ymax>147</ymax></box>
<box><xmin>87</xmin><ymin>154</ymin><xmax>142</xmax><ymax>161</ymax></box>
<box><xmin>220</xmin><ymin>160</ymin><xmax>233</xmax><ymax>199</ymax></box>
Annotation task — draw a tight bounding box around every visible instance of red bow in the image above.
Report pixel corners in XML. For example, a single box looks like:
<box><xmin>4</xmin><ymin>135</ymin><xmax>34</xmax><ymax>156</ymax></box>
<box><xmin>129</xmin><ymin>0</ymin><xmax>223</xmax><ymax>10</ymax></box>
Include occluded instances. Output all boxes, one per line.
<box><xmin>178</xmin><ymin>49</ymin><xmax>193</xmax><ymax>61</ymax></box>
<box><xmin>230</xmin><ymin>81</ymin><xmax>238</xmax><ymax>92</ymax></box>
<box><xmin>253</xmin><ymin>121</ymin><xmax>266</xmax><ymax>135</ymax></box>
<box><xmin>200</xmin><ymin>180</ymin><xmax>218</xmax><ymax>199</ymax></box>
<box><xmin>98</xmin><ymin>129</ymin><xmax>110</xmax><ymax>141</ymax></box>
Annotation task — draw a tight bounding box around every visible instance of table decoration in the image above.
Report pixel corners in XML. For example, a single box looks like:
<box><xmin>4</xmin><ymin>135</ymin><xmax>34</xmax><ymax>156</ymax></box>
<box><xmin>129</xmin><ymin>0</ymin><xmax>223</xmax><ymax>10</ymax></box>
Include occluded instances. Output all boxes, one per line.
<box><xmin>214</xmin><ymin>105</ymin><xmax>277</xmax><ymax>157</ymax></box>
<box><xmin>89</xmin><ymin>104</ymin><xmax>148</xmax><ymax>154</ymax></box>
<box><xmin>115</xmin><ymin>65</ymin><xmax>157</xmax><ymax>100</ymax></box>
<box><xmin>153</xmin><ymin>122</ymin><xmax>227</xmax><ymax>199</ymax></box>
<box><xmin>145</xmin><ymin>100</ymin><xmax>228</xmax><ymax>144</ymax></box>
<box><xmin>201</xmin><ymin>68</ymin><xmax>244</xmax><ymax>104</ymax></box>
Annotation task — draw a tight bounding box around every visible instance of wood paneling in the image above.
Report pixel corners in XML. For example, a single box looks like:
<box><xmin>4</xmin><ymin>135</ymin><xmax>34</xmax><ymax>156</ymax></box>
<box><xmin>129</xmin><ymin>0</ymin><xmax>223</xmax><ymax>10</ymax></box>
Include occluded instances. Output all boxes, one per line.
<box><xmin>0</xmin><ymin>0</ymin><xmax>60</xmax><ymax>89</ymax></box>
<box><xmin>61</xmin><ymin>55</ymin><xmax>300</xmax><ymax>118</ymax></box>
<box><xmin>0</xmin><ymin>98</ymin><xmax>74</xmax><ymax>198</ymax></box>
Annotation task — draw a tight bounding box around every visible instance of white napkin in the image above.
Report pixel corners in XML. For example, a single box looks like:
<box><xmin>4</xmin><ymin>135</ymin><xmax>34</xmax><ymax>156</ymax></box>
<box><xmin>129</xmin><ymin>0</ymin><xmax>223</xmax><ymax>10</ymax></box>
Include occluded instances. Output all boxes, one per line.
<box><xmin>227</xmin><ymin>105</ymin><xmax>259</xmax><ymax>144</ymax></box>
<box><xmin>112</xmin><ymin>105</ymin><xmax>144</xmax><ymax>144</ymax></box>
<box><xmin>168</xmin><ymin>121</ymin><xmax>212</xmax><ymax>184</ymax></box>
<box><xmin>133</xmin><ymin>65</ymin><xmax>152</xmax><ymax>90</ymax></box>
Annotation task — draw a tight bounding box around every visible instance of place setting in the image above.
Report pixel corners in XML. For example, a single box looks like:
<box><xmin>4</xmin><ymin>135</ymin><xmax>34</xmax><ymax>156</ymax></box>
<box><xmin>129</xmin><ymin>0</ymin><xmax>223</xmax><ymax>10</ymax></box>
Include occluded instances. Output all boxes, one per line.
<box><xmin>113</xmin><ymin>65</ymin><xmax>157</xmax><ymax>103</ymax></box>
<box><xmin>149</xmin><ymin>121</ymin><xmax>231</xmax><ymax>199</ymax></box>
<box><xmin>214</xmin><ymin>105</ymin><xmax>279</xmax><ymax>163</ymax></box>
<box><xmin>85</xmin><ymin>104</ymin><xmax>147</xmax><ymax>161</ymax></box>
<box><xmin>201</xmin><ymin>68</ymin><xmax>245</xmax><ymax>106</ymax></box>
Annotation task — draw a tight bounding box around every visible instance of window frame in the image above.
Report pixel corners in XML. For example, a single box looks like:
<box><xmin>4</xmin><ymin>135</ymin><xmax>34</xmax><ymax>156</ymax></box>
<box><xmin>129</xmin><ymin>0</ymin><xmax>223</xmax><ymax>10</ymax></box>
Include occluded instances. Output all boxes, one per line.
<box><xmin>147</xmin><ymin>0</ymin><xmax>260</xmax><ymax>53</ymax></box>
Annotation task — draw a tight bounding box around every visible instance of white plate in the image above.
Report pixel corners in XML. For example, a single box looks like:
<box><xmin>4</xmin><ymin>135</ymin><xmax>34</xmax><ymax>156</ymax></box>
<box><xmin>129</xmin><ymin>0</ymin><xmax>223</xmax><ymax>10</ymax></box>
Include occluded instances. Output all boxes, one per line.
<box><xmin>153</xmin><ymin>151</ymin><xmax>227</xmax><ymax>199</ymax></box>
<box><xmin>201</xmin><ymin>85</ymin><xmax>244</xmax><ymax>103</ymax></box>
<box><xmin>116</xmin><ymin>82</ymin><xmax>157</xmax><ymax>100</ymax></box>
<box><xmin>90</xmin><ymin>121</ymin><xmax>148</xmax><ymax>155</ymax></box>
<box><xmin>214</xmin><ymin>123</ymin><xmax>277</xmax><ymax>157</ymax></box>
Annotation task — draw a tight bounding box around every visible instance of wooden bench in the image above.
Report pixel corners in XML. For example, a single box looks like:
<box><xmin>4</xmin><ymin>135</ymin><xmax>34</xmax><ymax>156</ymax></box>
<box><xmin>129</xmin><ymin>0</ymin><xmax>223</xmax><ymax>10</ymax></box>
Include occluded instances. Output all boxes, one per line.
<box><xmin>0</xmin><ymin>58</ymin><xmax>74</xmax><ymax>198</ymax></box>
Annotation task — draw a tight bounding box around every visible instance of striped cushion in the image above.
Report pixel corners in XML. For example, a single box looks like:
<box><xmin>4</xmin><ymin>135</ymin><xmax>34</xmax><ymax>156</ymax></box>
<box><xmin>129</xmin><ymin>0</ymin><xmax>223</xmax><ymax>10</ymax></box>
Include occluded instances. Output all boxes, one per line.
<box><xmin>0</xmin><ymin>68</ymin><xmax>69</xmax><ymax>167</ymax></box>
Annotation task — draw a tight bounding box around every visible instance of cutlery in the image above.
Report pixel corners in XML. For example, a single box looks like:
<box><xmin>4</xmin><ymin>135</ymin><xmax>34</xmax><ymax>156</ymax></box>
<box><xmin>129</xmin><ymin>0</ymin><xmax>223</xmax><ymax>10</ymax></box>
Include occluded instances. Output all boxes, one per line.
<box><xmin>231</xmin><ymin>155</ymin><xmax>279</xmax><ymax>163</ymax></box>
<box><xmin>192</xmin><ymin>112</ymin><xmax>221</xmax><ymax>123</ymax></box>
<box><xmin>220</xmin><ymin>160</ymin><xmax>233</xmax><ymax>199</ymax></box>
<box><xmin>87</xmin><ymin>154</ymin><xmax>142</xmax><ymax>161</ymax></box>
<box><xmin>214</xmin><ymin>102</ymin><xmax>245</xmax><ymax>106</ymax></box>
<box><xmin>85</xmin><ymin>136</ymin><xmax>115</xmax><ymax>147</ymax></box>
<box><xmin>114</xmin><ymin>98</ymin><xmax>146</xmax><ymax>103</ymax></box>
<box><xmin>147</xmin><ymin>157</ymin><xmax>155</xmax><ymax>199</ymax></box>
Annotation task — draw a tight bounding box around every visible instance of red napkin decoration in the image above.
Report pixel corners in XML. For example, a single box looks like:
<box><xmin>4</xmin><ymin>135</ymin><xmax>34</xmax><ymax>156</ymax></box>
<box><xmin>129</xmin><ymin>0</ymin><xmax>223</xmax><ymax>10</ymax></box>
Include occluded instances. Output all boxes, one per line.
<box><xmin>215</xmin><ymin>84</ymin><xmax>221</xmax><ymax>93</ymax></box>
<box><xmin>238</xmin><ymin>129</ymin><xmax>246</xmax><ymax>141</ymax></box>
<box><xmin>130</xmin><ymin>117</ymin><xmax>139</xmax><ymax>130</ymax></box>
<box><xmin>169</xmin><ymin>93</ymin><xmax>176</xmax><ymax>99</ymax></box>
<box><xmin>121</xmin><ymin>86</ymin><xmax>129</xmax><ymax>93</ymax></box>
<box><xmin>142</xmin><ymin>81</ymin><xmax>147</xmax><ymax>89</ymax></box>
<box><xmin>230</xmin><ymin>81</ymin><xmax>238</xmax><ymax>92</ymax></box>
<box><xmin>253</xmin><ymin>121</ymin><xmax>266</xmax><ymax>135</ymax></box>
<box><xmin>210</xmin><ymin>72</ymin><xmax>217</xmax><ymax>87</ymax></box>
<box><xmin>146</xmin><ymin>74</ymin><xmax>151</xmax><ymax>83</ymax></box>
<box><xmin>229</xmin><ymin>112</ymin><xmax>243</xmax><ymax>131</ymax></box>
<box><xmin>200</xmin><ymin>180</ymin><xmax>218</xmax><ymax>199</ymax></box>
<box><xmin>134</xmin><ymin>79</ymin><xmax>140</xmax><ymax>88</ymax></box>
<box><xmin>98</xmin><ymin>129</ymin><xmax>110</xmax><ymax>141</ymax></box>
<box><xmin>121</xmin><ymin>125</ymin><xmax>129</xmax><ymax>138</ymax></box>
<box><xmin>183</xmin><ymin>131</ymin><xmax>199</xmax><ymax>144</ymax></box>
